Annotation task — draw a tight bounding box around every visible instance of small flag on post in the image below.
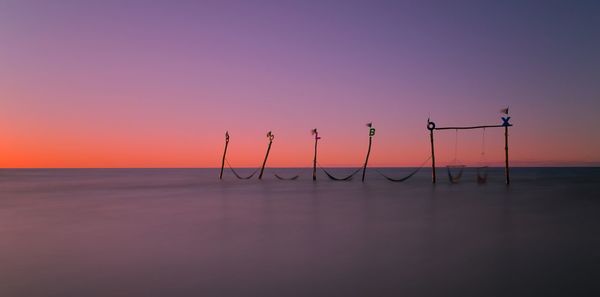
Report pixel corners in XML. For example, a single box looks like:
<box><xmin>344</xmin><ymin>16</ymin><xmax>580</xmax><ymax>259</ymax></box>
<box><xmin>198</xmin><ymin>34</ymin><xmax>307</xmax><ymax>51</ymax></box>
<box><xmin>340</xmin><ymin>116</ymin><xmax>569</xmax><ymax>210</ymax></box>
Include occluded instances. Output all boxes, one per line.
<box><xmin>311</xmin><ymin>128</ymin><xmax>321</xmax><ymax>139</ymax></box>
<box><xmin>367</xmin><ymin>123</ymin><xmax>375</xmax><ymax>136</ymax></box>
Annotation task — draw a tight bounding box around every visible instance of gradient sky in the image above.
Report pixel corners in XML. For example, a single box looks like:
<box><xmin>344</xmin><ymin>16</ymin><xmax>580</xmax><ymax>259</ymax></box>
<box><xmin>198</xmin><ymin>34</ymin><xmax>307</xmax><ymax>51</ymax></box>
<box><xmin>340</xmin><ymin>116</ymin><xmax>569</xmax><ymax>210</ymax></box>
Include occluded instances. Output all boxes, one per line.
<box><xmin>1</xmin><ymin>0</ymin><xmax>599</xmax><ymax>168</ymax></box>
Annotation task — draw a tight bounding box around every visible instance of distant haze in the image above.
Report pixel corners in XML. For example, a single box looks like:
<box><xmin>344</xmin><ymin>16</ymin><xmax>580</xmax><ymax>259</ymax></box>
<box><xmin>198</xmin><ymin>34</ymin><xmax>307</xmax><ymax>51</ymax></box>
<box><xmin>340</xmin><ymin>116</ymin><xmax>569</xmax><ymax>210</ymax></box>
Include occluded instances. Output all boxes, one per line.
<box><xmin>1</xmin><ymin>0</ymin><xmax>599</xmax><ymax>167</ymax></box>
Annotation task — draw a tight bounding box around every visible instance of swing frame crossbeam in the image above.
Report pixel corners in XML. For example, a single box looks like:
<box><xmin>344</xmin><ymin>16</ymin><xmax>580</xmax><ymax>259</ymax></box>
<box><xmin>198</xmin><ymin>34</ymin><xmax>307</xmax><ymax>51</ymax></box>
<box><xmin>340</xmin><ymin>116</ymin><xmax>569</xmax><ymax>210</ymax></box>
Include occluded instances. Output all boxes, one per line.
<box><xmin>427</xmin><ymin>118</ymin><xmax>512</xmax><ymax>185</ymax></box>
<box><xmin>433</xmin><ymin>124</ymin><xmax>508</xmax><ymax>130</ymax></box>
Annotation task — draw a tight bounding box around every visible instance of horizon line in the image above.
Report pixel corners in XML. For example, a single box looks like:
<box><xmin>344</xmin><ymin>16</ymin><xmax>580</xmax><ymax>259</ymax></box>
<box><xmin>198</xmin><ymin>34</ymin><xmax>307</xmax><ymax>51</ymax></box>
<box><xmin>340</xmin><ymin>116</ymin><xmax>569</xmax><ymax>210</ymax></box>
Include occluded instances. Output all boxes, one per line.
<box><xmin>2</xmin><ymin>165</ymin><xmax>600</xmax><ymax>170</ymax></box>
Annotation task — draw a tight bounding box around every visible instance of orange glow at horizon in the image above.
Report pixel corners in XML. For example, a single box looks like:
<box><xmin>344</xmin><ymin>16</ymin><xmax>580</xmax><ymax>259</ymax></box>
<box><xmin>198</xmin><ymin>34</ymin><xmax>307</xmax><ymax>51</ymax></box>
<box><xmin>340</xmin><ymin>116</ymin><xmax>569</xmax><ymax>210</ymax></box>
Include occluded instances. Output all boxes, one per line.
<box><xmin>1</xmin><ymin>109</ymin><xmax>598</xmax><ymax>168</ymax></box>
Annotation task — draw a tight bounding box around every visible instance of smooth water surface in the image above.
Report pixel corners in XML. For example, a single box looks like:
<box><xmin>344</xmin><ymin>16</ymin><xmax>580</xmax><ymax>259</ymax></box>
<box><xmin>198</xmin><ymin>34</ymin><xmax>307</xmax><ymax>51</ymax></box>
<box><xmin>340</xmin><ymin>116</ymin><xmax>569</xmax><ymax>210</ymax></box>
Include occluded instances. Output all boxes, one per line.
<box><xmin>1</xmin><ymin>168</ymin><xmax>600</xmax><ymax>296</ymax></box>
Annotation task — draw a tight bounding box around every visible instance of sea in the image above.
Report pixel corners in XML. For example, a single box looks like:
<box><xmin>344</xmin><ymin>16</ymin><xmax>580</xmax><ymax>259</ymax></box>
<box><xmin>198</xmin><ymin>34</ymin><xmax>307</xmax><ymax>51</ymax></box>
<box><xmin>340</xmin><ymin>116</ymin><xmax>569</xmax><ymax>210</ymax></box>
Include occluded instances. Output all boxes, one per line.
<box><xmin>1</xmin><ymin>167</ymin><xmax>599</xmax><ymax>297</ymax></box>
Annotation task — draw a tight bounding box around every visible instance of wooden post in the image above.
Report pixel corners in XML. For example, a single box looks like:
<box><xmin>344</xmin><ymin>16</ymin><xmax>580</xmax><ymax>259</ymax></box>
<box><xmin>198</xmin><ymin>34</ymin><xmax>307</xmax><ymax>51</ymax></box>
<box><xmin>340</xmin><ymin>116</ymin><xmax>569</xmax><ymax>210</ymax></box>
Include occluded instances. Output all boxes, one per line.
<box><xmin>505</xmin><ymin>126</ymin><xmax>510</xmax><ymax>185</ymax></box>
<box><xmin>259</xmin><ymin>131</ymin><xmax>274</xmax><ymax>180</ymax></box>
<box><xmin>362</xmin><ymin>124</ymin><xmax>375</xmax><ymax>182</ymax></box>
<box><xmin>219</xmin><ymin>131</ymin><xmax>229</xmax><ymax>180</ymax></box>
<box><xmin>312</xmin><ymin>129</ymin><xmax>319</xmax><ymax>181</ymax></box>
<box><xmin>427</xmin><ymin>121</ymin><xmax>436</xmax><ymax>183</ymax></box>
<box><xmin>362</xmin><ymin>136</ymin><xmax>372</xmax><ymax>182</ymax></box>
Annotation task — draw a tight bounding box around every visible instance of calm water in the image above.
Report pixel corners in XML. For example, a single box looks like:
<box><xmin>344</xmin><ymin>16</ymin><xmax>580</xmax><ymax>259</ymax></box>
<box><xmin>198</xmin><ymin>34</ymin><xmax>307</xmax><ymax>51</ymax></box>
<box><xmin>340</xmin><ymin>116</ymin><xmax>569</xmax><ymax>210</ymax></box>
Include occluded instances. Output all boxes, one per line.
<box><xmin>1</xmin><ymin>168</ymin><xmax>600</xmax><ymax>297</ymax></box>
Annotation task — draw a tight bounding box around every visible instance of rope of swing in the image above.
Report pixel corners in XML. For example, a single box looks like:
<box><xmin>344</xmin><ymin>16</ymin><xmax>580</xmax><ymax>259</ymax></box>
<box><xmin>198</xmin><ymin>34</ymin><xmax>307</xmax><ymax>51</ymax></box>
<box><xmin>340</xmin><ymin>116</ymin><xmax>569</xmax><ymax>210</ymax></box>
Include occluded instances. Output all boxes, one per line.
<box><xmin>375</xmin><ymin>156</ymin><xmax>431</xmax><ymax>182</ymax></box>
<box><xmin>453</xmin><ymin>128</ymin><xmax>459</xmax><ymax>163</ymax></box>
<box><xmin>477</xmin><ymin>128</ymin><xmax>488</xmax><ymax>183</ymax></box>
<box><xmin>447</xmin><ymin>129</ymin><xmax>465</xmax><ymax>183</ymax></box>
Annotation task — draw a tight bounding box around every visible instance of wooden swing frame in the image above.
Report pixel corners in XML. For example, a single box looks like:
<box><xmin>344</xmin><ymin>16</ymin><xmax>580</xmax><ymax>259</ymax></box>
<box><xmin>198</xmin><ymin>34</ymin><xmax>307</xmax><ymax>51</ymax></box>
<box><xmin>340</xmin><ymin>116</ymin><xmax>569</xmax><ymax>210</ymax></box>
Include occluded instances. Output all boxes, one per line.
<box><xmin>427</xmin><ymin>117</ymin><xmax>512</xmax><ymax>185</ymax></box>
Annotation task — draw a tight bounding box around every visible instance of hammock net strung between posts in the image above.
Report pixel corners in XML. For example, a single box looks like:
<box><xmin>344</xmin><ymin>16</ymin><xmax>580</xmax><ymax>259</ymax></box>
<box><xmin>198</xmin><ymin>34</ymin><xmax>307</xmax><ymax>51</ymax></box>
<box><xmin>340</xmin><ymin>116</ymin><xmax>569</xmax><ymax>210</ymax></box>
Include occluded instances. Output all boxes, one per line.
<box><xmin>375</xmin><ymin>156</ymin><xmax>431</xmax><ymax>182</ymax></box>
<box><xmin>274</xmin><ymin>173</ymin><xmax>300</xmax><ymax>180</ymax></box>
<box><xmin>318</xmin><ymin>163</ymin><xmax>362</xmax><ymax>181</ymax></box>
<box><xmin>226</xmin><ymin>159</ymin><xmax>259</xmax><ymax>180</ymax></box>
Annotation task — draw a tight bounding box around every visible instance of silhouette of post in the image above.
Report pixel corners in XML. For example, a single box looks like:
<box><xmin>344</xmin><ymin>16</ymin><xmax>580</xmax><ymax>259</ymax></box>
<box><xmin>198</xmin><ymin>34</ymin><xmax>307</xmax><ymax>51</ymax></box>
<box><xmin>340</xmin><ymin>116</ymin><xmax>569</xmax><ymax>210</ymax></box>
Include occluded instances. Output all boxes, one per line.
<box><xmin>220</xmin><ymin>131</ymin><xmax>229</xmax><ymax>180</ymax></box>
<box><xmin>259</xmin><ymin>131</ymin><xmax>274</xmax><ymax>180</ymax></box>
<box><xmin>504</xmin><ymin>125</ymin><xmax>510</xmax><ymax>185</ymax></box>
<box><xmin>312</xmin><ymin>129</ymin><xmax>320</xmax><ymax>181</ymax></box>
<box><xmin>427</xmin><ymin>120</ymin><xmax>436</xmax><ymax>183</ymax></box>
<box><xmin>502</xmin><ymin>116</ymin><xmax>512</xmax><ymax>185</ymax></box>
<box><xmin>362</xmin><ymin>123</ymin><xmax>375</xmax><ymax>182</ymax></box>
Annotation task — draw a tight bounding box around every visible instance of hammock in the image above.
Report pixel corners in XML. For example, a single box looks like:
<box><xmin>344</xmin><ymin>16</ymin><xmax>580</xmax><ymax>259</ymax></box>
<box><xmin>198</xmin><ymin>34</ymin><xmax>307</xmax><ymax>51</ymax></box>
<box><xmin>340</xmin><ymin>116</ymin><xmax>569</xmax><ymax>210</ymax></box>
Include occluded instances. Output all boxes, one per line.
<box><xmin>447</xmin><ymin>165</ymin><xmax>465</xmax><ymax>183</ymax></box>
<box><xmin>319</xmin><ymin>166</ymin><xmax>362</xmax><ymax>181</ymax></box>
<box><xmin>274</xmin><ymin>174</ymin><xmax>300</xmax><ymax>180</ymax></box>
<box><xmin>477</xmin><ymin>166</ymin><xmax>488</xmax><ymax>184</ymax></box>
<box><xmin>376</xmin><ymin>157</ymin><xmax>431</xmax><ymax>182</ymax></box>
<box><xmin>226</xmin><ymin>159</ymin><xmax>259</xmax><ymax>180</ymax></box>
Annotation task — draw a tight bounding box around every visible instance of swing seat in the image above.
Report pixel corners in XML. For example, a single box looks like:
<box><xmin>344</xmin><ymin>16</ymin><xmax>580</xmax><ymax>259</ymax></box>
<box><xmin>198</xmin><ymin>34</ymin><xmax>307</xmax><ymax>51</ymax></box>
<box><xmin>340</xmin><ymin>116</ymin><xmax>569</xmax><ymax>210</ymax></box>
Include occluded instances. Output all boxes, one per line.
<box><xmin>476</xmin><ymin>166</ymin><xmax>488</xmax><ymax>184</ymax></box>
<box><xmin>446</xmin><ymin>165</ymin><xmax>466</xmax><ymax>183</ymax></box>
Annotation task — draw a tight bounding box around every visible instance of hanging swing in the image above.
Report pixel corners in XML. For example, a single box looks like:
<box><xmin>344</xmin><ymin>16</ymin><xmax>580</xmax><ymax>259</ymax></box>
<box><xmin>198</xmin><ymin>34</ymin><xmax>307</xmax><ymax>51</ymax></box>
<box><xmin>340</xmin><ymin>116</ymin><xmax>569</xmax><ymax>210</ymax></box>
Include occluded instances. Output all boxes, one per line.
<box><xmin>476</xmin><ymin>128</ymin><xmax>488</xmax><ymax>184</ymax></box>
<box><xmin>319</xmin><ymin>163</ymin><xmax>362</xmax><ymax>181</ymax></box>
<box><xmin>376</xmin><ymin>156</ymin><xmax>431</xmax><ymax>182</ymax></box>
<box><xmin>226</xmin><ymin>159</ymin><xmax>259</xmax><ymax>180</ymax></box>
<box><xmin>274</xmin><ymin>173</ymin><xmax>300</xmax><ymax>180</ymax></box>
<box><xmin>271</xmin><ymin>129</ymin><xmax>320</xmax><ymax>181</ymax></box>
<box><xmin>317</xmin><ymin>124</ymin><xmax>371</xmax><ymax>182</ymax></box>
<box><xmin>447</xmin><ymin>129</ymin><xmax>466</xmax><ymax>183</ymax></box>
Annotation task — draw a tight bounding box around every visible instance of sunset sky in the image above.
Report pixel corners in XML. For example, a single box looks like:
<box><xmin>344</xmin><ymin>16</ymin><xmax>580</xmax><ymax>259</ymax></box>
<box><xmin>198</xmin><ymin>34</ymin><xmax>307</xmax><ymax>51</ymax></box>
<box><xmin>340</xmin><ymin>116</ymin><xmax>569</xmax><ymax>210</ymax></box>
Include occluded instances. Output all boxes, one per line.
<box><xmin>1</xmin><ymin>0</ymin><xmax>599</xmax><ymax>168</ymax></box>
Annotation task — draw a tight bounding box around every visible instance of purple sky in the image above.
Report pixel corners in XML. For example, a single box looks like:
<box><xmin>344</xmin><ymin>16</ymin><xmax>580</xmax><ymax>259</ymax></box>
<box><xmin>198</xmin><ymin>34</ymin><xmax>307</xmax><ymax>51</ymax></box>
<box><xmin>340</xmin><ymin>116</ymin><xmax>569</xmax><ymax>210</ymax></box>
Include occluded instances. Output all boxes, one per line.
<box><xmin>1</xmin><ymin>0</ymin><xmax>599</xmax><ymax>167</ymax></box>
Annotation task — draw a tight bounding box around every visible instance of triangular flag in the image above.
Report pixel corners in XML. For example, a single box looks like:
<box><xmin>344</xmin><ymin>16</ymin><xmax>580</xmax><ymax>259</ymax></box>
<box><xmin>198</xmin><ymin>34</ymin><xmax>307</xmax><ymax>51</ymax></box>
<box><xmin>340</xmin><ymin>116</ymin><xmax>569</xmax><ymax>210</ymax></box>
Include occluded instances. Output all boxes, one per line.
<box><xmin>500</xmin><ymin>107</ymin><xmax>509</xmax><ymax>114</ymax></box>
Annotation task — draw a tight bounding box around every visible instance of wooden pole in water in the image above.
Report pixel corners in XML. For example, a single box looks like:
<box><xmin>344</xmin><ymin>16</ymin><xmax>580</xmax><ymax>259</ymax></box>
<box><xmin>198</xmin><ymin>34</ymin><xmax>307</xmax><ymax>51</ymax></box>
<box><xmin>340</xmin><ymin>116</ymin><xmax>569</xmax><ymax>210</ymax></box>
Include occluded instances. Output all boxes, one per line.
<box><xmin>312</xmin><ymin>129</ymin><xmax>319</xmax><ymax>181</ymax></box>
<box><xmin>427</xmin><ymin>120</ymin><xmax>436</xmax><ymax>183</ymax></box>
<box><xmin>362</xmin><ymin>123</ymin><xmax>375</xmax><ymax>182</ymax></box>
<box><xmin>501</xmin><ymin>113</ymin><xmax>512</xmax><ymax>185</ymax></box>
<box><xmin>219</xmin><ymin>131</ymin><xmax>229</xmax><ymax>180</ymax></box>
<box><xmin>259</xmin><ymin>131</ymin><xmax>274</xmax><ymax>180</ymax></box>
<box><xmin>505</xmin><ymin>125</ymin><xmax>510</xmax><ymax>185</ymax></box>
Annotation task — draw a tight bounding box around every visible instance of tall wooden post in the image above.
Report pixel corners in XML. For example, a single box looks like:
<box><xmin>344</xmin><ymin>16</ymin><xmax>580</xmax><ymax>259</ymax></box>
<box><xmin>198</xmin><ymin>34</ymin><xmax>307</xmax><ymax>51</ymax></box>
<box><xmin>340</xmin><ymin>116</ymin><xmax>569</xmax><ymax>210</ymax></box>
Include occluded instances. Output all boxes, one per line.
<box><xmin>504</xmin><ymin>126</ymin><xmax>510</xmax><ymax>185</ymax></box>
<box><xmin>362</xmin><ymin>124</ymin><xmax>375</xmax><ymax>182</ymax></box>
<box><xmin>501</xmin><ymin>115</ymin><xmax>512</xmax><ymax>185</ymax></box>
<box><xmin>312</xmin><ymin>129</ymin><xmax>319</xmax><ymax>181</ymax></box>
<box><xmin>259</xmin><ymin>131</ymin><xmax>274</xmax><ymax>180</ymax></box>
<box><xmin>219</xmin><ymin>131</ymin><xmax>229</xmax><ymax>180</ymax></box>
<box><xmin>427</xmin><ymin>121</ymin><xmax>436</xmax><ymax>183</ymax></box>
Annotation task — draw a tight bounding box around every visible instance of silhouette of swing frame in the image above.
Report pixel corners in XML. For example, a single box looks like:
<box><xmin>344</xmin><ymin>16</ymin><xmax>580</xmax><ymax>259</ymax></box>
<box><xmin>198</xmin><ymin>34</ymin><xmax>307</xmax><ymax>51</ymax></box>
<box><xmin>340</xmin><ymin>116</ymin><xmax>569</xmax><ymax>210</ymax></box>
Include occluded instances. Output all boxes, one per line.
<box><xmin>427</xmin><ymin>117</ymin><xmax>512</xmax><ymax>185</ymax></box>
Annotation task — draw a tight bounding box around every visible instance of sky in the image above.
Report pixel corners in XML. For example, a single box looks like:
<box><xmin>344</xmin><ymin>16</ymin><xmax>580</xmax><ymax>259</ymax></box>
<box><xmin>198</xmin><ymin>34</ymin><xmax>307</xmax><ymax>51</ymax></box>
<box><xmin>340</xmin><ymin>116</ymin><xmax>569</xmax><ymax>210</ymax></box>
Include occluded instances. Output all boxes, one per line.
<box><xmin>1</xmin><ymin>0</ymin><xmax>599</xmax><ymax>168</ymax></box>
